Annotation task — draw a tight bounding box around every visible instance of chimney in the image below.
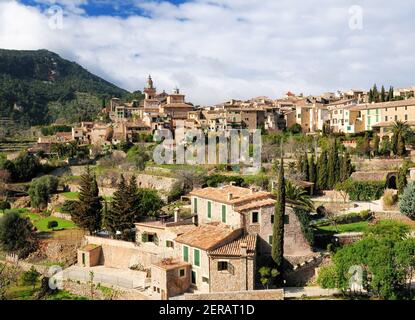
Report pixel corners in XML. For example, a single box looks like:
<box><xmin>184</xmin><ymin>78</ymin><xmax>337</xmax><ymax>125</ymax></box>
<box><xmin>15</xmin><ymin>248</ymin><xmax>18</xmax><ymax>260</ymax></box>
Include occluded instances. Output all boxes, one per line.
<box><xmin>240</xmin><ymin>242</ymin><xmax>248</xmax><ymax>257</ymax></box>
<box><xmin>228</xmin><ymin>193</ymin><xmax>233</xmax><ymax>201</ymax></box>
<box><xmin>174</xmin><ymin>208</ymin><xmax>180</xmax><ymax>223</ymax></box>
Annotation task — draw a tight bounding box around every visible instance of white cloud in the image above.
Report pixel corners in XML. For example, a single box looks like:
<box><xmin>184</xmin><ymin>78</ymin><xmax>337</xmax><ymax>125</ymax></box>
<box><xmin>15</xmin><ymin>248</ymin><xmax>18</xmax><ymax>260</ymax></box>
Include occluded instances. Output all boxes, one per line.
<box><xmin>1</xmin><ymin>0</ymin><xmax>415</xmax><ymax>105</ymax></box>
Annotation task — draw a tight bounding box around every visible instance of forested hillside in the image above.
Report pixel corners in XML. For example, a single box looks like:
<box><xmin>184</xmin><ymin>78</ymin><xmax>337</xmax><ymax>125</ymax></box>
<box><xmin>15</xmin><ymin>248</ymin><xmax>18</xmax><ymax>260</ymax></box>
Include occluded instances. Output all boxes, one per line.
<box><xmin>0</xmin><ymin>49</ymin><xmax>141</xmax><ymax>126</ymax></box>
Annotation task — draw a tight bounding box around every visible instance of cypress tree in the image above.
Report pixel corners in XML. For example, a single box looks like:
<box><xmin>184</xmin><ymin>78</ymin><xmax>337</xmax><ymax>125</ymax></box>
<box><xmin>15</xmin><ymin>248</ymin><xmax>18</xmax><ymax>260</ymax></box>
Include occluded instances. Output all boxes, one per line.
<box><xmin>388</xmin><ymin>86</ymin><xmax>394</xmax><ymax>101</ymax></box>
<box><xmin>397</xmin><ymin>133</ymin><xmax>406</xmax><ymax>157</ymax></box>
<box><xmin>327</xmin><ymin>139</ymin><xmax>339</xmax><ymax>189</ymax></box>
<box><xmin>302</xmin><ymin>153</ymin><xmax>310</xmax><ymax>181</ymax></box>
<box><xmin>309</xmin><ymin>154</ymin><xmax>317</xmax><ymax>194</ymax></box>
<box><xmin>372</xmin><ymin>84</ymin><xmax>379</xmax><ymax>103</ymax></box>
<box><xmin>296</xmin><ymin>154</ymin><xmax>303</xmax><ymax>174</ymax></box>
<box><xmin>380</xmin><ymin>85</ymin><xmax>386</xmax><ymax>102</ymax></box>
<box><xmin>397</xmin><ymin>165</ymin><xmax>408</xmax><ymax>195</ymax></box>
<box><xmin>317</xmin><ymin>150</ymin><xmax>328</xmax><ymax>191</ymax></box>
<box><xmin>272</xmin><ymin>158</ymin><xmax>285</xmax><ymax>271</ymax></box>
<box><xmin>70</xmin><ymin>167</ymin><xmax>102</xmax><ymax>235</ymax></box>
<box><xmin>339</xmin><ymin>153</ymin><xmax>353</xmax><ymax>182</ymax></box>
<box><xmin>373</xmin><ymin>134</ymin><xmax>380</xmax><ymax>157</ymax></box>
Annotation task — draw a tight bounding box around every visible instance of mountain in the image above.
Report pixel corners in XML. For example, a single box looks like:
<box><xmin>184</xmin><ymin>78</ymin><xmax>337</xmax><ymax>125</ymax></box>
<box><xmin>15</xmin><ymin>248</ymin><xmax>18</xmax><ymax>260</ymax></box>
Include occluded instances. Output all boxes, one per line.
<box><xmin>0</xmin><ymin>49</ymin><xmax>134</xmax><ymax>126</ymax></box>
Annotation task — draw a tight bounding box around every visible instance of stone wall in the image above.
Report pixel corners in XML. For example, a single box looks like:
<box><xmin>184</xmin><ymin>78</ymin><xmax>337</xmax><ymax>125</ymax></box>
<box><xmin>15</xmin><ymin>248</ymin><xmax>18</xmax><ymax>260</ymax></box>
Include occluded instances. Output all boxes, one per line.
<box><xmin>209</xmin><ymin>256</ymin><xmax>255</xmax><ymax>292</ymax></box>
<box><xmin>62</xmin><ymin>280</ymin><xmax>149</xmax><ymax>300</ymax></box>
<box><xmin>184</xmin><ymin>289</ymin><xmax>284</xmax><ymax>300</ymax></box>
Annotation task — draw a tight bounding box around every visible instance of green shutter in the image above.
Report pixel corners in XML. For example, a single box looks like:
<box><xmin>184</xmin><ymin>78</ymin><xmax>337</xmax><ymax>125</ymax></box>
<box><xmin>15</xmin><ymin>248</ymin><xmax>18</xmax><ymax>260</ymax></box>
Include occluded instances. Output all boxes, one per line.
<box><xmin>142</xmin><ymin>233</ymin><xmax>148</xmax><ymax>243</ymax></box>
<box><xmin>194</xmin><ymin>249</ymin><xmax>200</xmax><ymax>267</ymax></box>
<box><xmin>183</xmin><ymin>246</ymin><xmax>189</xmax><ymax>262</ymax></box>
<box><xmin>284</xmin><ymin>215</ymin><xmax>290</xmax><ymax>225</ymax></box>
<box><xmin>221</xmin><ymin>205</ymin><xmax>227</xmax><ymax>223</ymax></box>
<box><xmin>194</xmin><ymin>198</ymin><xmax>198</xmax><ymax>214</ymax></box>
<box><xmin>207</xmin><ymin>201</ymin><xmax>212</xmax><ymax>219</ymax></box>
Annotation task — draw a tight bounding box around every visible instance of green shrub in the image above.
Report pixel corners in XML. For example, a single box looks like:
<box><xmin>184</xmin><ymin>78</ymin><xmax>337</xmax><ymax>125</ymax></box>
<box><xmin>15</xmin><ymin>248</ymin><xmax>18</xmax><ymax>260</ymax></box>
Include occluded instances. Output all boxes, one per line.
<box><xmin>344</xmin><ymin>179</ymin><xmax>385</xmax><ymax>201</ymax></box>
<box><xmin>334</xmin><ymin>210</ymin><xmax>372</xmax><ymax>225</ymax></box>
<box><xmin>47</xmin><ymin>221</ymin><xmax>58</xmax><ymax>230</ymax></box>
<box><xmin>315</xmin><ymin>210</ymin><xmax>372</xmax><ymax>227</ymax></box>
<box><xmin>399</xmin><ymin>182</ymin><xmax>415</xmax><ymax>219</ymax></box>
<box><xmin>317</xmin><ymin>264</ymin><xmax>338</xmax><ymax>289</ymax></box>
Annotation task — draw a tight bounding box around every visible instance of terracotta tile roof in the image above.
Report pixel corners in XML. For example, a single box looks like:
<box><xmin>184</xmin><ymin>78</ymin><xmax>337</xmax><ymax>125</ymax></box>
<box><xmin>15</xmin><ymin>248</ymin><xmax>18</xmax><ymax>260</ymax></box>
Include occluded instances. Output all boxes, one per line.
<box><xmin>209</xmin><ymin>234</ymin><xmax>257</xmax><ymax>257</ymax></box>
<box><xmin>167</xmin><ymin>224</ymin><xmax>198</xmax><ymax>236</ymax></box>
<box><xmin>234</xmin><ymin>199</ymin><xmax>276</xmax><ymax>212</ymax></box>
<box><xmin>175</xmin><ymin>224</ymin><xmax>243</xmax><ymax>251</ymax></box>
<box><xmin>190</xmin><ymin>186</ymin><xmax>273</xmax><ymax>206</ymax></box>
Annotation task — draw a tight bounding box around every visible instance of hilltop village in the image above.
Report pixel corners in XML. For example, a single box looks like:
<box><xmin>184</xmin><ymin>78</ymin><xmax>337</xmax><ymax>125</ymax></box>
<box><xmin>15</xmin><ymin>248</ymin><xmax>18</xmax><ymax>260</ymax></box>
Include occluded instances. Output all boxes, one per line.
<box><xmin>1</xmin><ymin>77</ymin><xmax>415</xmax><ymax>300</ymax></box>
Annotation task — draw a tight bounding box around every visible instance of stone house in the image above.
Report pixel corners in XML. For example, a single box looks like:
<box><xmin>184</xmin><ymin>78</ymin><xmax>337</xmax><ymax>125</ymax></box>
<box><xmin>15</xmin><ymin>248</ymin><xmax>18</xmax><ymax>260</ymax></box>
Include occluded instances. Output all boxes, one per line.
<box><xmin>189</xmin><ymin>185</ymin><xmax>312</xmax><ymax>256</ymax></box>
<box><xmin>174</xmin><ymin>223</ymin><xmax>244</xmax><ymax>293</ymax></box>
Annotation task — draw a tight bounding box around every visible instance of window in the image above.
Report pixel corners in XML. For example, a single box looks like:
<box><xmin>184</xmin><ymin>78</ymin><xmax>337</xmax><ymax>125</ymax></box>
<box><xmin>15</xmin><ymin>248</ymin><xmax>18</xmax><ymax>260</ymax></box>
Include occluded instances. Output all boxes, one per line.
<box><xmin>183</xmin><ymin>245</ymin><xmax>189</xmax><ymax>262</ymax></box>
<box><xmin>405</xmin><ymin>106</ymin><xmax>408</xmax><ymax>111</ymax></box>
<box><xmin>166</xmin><ymin>240</ymin><xmax>174</xmax><ymax>248</ymax></box>
<box><xmin>284</xmin><ymin>215</ymin><xmax>290</xmax><ymax>225</ymax></box>
<box><xmin>202</xmin><ymin>277</ymin><xmax>209</xmax><ymax>284</ymax></box>
<box><xmin>252</xmin><ymin>212</ymin><xmax>259</xmax><ymax>224</ymax></box>
<box><xmin>194</xmin><ymin>249</ymin><xmax>201</xmax><ymax>267</ymax></box>
<box><xmin>385</xmin><ymin>116</ymin><xmax>388</xmax><ymax>122</ymax></box>
<box><xmin>179</xmin><ymin>268</ymin><xmax>186</xmax><ymax>278</ymax></box>
<box><xmin>395</xmin><ymin>115</ymin><xmax>398</xmax><ymax>121</ymax></box>
<box><xmin>193</xmin><ymin>198</ymin><xmax>198</xmax><ymax>214</ymax></box>
<box><xmin>268</xmin><ymin>235</ymin><xmax>273</xmax><ymax>245</ymax></box>
<box><xmin>271</xmin><ymin>214</ymin><xmax>274</xmax><ymax>224</ymax></box>
<box><xmin>218</xmin><ymin>261</ymin><xmax>228</xmax><ymax>271</ymax></box>
<box><xmin>405</xmin><ymin>114</ymin><xmax>408</xmax><ymax>121</ymax></box>
<box><xmin>207</xmin><ymin>201</ymin><xmax>212</xmax><ymax>219</ymax></box>
<box><xmin>221</xmin><ymin>205</ymin><xmax>227</xmax><ymax>223</ymax></box>
<box><xmin>191</xmin><ymin>271</ymin><xmax>197</xmax><ymax>285</ymax></box>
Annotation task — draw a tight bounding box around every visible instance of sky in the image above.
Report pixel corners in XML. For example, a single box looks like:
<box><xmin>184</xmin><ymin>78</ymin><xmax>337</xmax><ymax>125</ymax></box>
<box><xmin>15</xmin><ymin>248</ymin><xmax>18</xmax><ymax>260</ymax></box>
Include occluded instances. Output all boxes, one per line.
<box><xmin>1</xmin><ymin>0</ymin><xmax>415</xmax><ymax>105</ymax></box>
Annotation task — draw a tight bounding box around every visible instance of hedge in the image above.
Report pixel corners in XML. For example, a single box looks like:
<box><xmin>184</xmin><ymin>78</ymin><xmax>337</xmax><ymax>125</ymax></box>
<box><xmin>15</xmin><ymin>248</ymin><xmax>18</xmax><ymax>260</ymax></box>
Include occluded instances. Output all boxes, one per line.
<box><xmin>346</xmin><ymin>180</ymin><xmax>385</xmax><ymax>201</ymax></box>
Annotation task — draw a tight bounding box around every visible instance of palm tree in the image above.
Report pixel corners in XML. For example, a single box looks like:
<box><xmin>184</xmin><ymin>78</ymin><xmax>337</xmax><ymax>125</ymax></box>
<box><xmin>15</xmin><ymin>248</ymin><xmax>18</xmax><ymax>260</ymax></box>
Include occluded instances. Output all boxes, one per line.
<box><xmin>283</xmin><ymin>180</ymin><xmax>315</xmax><ymax>212</ymax></box>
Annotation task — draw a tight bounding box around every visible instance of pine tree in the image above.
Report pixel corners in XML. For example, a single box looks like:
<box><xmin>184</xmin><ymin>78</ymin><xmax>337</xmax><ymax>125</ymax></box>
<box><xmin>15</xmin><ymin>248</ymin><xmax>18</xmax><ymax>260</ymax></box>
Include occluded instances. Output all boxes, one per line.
<box><xmin>127</xmin><ymin>175</ymin><xmax>140</xmax><ymax>221</ymax></box>
<box><xmin>317</xmin><ymin>150</ymin><xmax>328</xmax><ymax>191</ymax></box>
<box><xmin>70</xmin><ymin>167</ymin><xmax>102</xmax><ymax>235</ymax></box>
<box><xmin>106</xmin><ymin>175</ymin><xmax>131</xmax><ymax>236</ymax></box>
<box><xmin>309</xmin><ymin>154</ymin><xmax>317</xmax><ymax>194</ymax></box>
<box><xmin>272</xmin><ymin>158</ymin><xmax>285</xmax><ymax>271</ymax></box>
<box><xmin>302</xmin><ymin>153</ymin><xmax>310</xmax><ymax>181</ymax></box>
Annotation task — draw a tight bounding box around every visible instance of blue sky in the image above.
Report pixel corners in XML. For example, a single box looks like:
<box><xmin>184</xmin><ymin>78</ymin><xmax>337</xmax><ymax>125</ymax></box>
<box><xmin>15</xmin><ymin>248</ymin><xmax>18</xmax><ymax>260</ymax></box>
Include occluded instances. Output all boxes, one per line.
<box><xmin>1</xmin><ymin>1</ymin><xmax>415</xmax><ymax>104</ymax></box>
<box><xmin>20</xmin><ymin>0</ymin><xmax>189</xmax><ymax>17</ymax></box>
